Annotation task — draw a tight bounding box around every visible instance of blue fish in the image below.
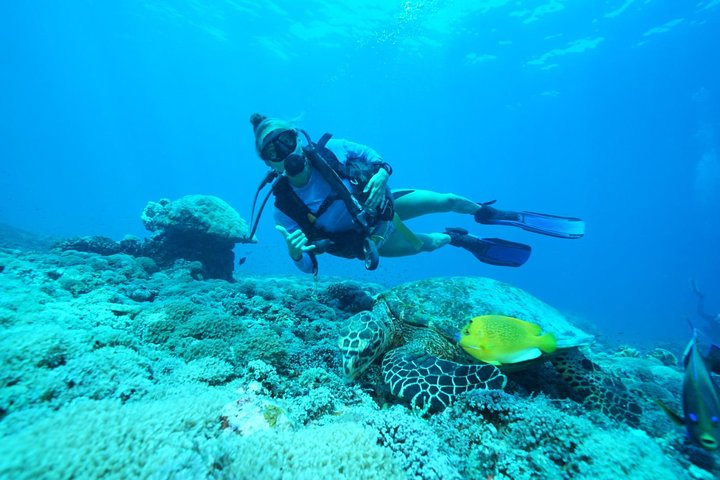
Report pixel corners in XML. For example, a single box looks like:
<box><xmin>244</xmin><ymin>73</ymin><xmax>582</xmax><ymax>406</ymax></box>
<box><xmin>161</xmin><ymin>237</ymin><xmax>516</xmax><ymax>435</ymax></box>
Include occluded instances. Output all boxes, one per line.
<box><xmin>658</xmin><ymin>331</ymin><xmax>720</xmax><ymax>450</ymax></box>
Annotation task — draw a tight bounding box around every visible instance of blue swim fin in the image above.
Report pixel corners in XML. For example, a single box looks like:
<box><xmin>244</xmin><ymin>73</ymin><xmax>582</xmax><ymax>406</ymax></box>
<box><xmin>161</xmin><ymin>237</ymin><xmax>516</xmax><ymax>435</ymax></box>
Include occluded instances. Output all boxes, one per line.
<box><xmin>475</xmin><ymin>202</ymin><xmax>585</xmax><ymax>239</ymax></box>
<box><xmin>446</xmin><ymin>227</ymin><xmax>531</xmax><ymax>267</ymax></box>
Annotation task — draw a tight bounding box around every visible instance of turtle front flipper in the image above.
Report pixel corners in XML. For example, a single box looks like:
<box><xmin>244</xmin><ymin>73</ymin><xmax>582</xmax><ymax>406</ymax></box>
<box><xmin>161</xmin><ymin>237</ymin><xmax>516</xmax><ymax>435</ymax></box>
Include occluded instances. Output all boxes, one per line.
<box><xmin>551</xmin><ymin>348</ymin><xmax>642</xmax><ymax>427</ymax></box>
<box><xmin>382</xmin><ymin>345</ymin><xmax>507</xmax><ymax>411</ymax></box>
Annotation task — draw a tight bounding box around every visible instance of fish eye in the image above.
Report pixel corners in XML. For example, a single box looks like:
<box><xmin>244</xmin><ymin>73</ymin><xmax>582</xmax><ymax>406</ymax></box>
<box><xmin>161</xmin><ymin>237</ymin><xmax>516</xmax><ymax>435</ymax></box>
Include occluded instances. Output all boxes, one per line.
<box><xmin>689</xmin><ymin>413</ymin><xmax>699</xmax><ymax>423</ymax></box>
<box><xmin>712</xmin><ymin>416</ymin><xmax>719</xmax><ymax>424</ymax></box>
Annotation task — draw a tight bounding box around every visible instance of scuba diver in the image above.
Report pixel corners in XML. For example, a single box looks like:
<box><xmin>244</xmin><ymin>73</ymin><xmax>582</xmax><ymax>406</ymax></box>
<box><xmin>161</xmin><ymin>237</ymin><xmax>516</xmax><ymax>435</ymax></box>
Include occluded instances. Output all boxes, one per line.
<box><xmin>692</xmin><ymin>280</ymin><xmax>720</xmax><ymax>332</ymax></box>
<box><xmin>248</xmin><ymin>113</ymin><xmax>585</xmax><ymax>275</ymax></box>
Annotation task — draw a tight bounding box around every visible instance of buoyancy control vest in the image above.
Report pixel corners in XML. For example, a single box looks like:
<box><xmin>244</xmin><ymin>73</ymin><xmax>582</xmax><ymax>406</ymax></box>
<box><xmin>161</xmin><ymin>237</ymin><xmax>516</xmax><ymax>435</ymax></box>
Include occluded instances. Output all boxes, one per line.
<box><xmin>249</xmin><ymin>131</ymin><xmax>394</xmax><ymax>274</ymax></box>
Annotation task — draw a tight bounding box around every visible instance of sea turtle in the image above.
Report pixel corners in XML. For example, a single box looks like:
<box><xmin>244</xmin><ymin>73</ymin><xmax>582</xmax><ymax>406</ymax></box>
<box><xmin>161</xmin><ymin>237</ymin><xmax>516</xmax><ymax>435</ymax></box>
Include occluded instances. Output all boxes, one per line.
<box><xmin>338</xmin><ymin>276</ymin><xmax>642</xmax><ymax>426</ymax></box>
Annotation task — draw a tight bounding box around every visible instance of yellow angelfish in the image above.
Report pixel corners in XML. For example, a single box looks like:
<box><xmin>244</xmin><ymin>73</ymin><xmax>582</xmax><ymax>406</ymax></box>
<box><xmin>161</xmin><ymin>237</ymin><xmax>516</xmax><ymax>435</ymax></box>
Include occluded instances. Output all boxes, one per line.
<box><xmin>458</xmin><ymin>315</ymin><xmax>557</xmax><ymax>365</ymax></box>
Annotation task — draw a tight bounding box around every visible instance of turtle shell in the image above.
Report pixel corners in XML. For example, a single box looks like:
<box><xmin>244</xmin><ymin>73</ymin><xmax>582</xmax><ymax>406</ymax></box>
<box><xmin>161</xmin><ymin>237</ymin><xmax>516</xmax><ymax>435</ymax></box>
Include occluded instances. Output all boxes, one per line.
<box><xmin>338</xmin><ymin>276</ymin><xmax>642</xmax><ymax>422</ymax></box>
<box><xmin>379</xmin><ymin>276</ymin><xmax>592</xmax><ymax>350</ymax></box>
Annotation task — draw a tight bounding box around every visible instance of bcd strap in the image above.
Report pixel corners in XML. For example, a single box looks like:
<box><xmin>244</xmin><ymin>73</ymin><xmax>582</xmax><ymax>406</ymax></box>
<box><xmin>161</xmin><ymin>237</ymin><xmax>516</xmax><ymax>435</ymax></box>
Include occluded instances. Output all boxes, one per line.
<box><xmin>313</xmin><ymin>194</ymin><xmax>339</xmax><ymax>221</ymax></box>
<box><xmin>304</xmin><ymin>146</ymin><xmax>368</xmax><ymax>232</ymax></box>
<box><xmin>317</xmin><ymin>132</ymin><xmax>333</xmax><ymax>149</ymax></box>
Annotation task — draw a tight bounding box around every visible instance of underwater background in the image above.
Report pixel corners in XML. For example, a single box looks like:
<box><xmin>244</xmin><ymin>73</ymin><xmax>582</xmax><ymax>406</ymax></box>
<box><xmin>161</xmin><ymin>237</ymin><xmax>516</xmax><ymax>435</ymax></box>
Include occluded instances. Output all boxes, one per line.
<box><xmin>2</xmin><ymin>2</ymin><xmax>720</xmax><ymax>478</ymax></box>
<box><xmin>3</xmin><ymin>1</ymin><xmax>720</xmax><ymax>344</ymax></box>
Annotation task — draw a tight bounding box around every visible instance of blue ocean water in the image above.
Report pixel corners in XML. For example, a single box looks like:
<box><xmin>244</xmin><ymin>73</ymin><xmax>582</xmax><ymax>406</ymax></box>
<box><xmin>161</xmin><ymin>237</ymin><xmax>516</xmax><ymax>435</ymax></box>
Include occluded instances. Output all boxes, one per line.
<box><xmin>1</xmin><ymin>1</ymin><xmax>719</xmax><ymax>345</ymax></box>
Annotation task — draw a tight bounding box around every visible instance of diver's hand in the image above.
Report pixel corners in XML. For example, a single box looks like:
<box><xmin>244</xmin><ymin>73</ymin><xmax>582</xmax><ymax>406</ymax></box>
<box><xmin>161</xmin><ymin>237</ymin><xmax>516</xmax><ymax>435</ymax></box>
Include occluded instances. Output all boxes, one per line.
<box><xmin>363</xmin><ymin>168</ymin><xmax>389</xmax><ymax>210</ymax></box>
<box><xmin>275</xmin><ymin>225</ymin><xmax>316</xmax><ymax>260</ymax></box>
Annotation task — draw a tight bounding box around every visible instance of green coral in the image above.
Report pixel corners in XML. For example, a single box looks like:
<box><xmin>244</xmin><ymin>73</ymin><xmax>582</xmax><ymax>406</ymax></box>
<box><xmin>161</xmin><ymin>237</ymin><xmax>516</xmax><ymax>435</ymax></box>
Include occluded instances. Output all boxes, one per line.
<box><xmin>263</xmin><ymin>404</ymin><xmax>286</xmax><ymax>427</ymax></box>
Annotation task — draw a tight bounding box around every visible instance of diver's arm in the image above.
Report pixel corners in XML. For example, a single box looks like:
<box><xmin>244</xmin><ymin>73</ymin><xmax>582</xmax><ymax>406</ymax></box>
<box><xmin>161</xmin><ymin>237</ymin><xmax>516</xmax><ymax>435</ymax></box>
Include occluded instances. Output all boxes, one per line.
<box><xmin>277</xmin><ymin>227</ymin><xmax>314</xmax><ymax>274</ymax></box>
<box><xmin>363</xmin><ymin>168</ymin><xmax>390</xmax><ymax>210</ymax></box>
<box><xmin>292</xmin><ymin>251</ymin><xmax>314</xmax><ymax>274</ymax></box>
<box><xmin>332</xmin><ymin>139</ymin><xmax>392</xmax><ymax>210</ymax></box>
<box><xmin>274</xmin><ymin>213</ymin><xmax>316</xmax><ymax>274</ymax></box>
<box><xmin>334</xmin><ymin>139</ymin><xmax>392</xmax><ymax>174</ymax></box>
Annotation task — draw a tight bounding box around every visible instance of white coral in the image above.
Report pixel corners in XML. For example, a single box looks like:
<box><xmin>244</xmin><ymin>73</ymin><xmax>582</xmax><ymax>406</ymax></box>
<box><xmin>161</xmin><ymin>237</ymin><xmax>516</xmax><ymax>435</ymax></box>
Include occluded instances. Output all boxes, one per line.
<box><xmin>221</xmin><ymin>382</ymin><xmax>289</xmax><ymax>435</ymax></box>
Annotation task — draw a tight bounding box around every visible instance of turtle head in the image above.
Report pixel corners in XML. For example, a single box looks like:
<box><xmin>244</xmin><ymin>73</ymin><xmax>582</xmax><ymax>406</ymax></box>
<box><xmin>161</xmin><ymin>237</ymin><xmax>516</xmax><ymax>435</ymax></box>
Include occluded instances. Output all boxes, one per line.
<box><xmin>338</xmin><ymin>309</ymin><xmax>394</xmax><ymax>379</ymax></box>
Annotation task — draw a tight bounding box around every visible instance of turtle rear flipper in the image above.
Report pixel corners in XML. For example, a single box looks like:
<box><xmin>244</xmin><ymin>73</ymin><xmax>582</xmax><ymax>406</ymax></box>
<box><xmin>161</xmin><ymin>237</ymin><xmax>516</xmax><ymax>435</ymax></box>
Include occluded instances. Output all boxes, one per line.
<box><xmin>382</xmin><ymin>347</ymin><xmax>507</xmax><ymax>411</ymax></box>
<box><xmin>551</xmin><ymin>349</ymin><xmax>642</xmax><ymax>427</ymax></box>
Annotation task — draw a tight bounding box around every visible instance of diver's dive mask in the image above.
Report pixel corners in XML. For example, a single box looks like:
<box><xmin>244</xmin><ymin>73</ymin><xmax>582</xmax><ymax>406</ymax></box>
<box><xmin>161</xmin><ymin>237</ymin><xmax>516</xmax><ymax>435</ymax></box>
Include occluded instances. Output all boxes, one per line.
<box><xmin>260</xmin><ymin>129</ymin><xmax>297</xmax><ymax>162</ymax></box>
<box><xmin>260</xmin><ymin>128</ymin><xmax>306</xmax><ymax>176</ymax></box>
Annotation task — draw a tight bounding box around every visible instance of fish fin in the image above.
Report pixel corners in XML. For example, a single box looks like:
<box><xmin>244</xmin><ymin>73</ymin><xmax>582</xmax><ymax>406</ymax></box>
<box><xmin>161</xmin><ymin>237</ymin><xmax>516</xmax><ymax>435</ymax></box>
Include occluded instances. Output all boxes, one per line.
<box><xmin>498</xmin><ymin>347</ymin><xmax>542</xmax><ymax>365</ymax></box>
<box><xmin>683</xmin><ymin>331</ymin><xmax>697</xmax><ymax>369</ymax></box>
<box><xmin>654</xmin><ymin>399</ymin><xmax>684</xmax><ymax>426</ymax></box>
<box><xmin>459</xmin><ymin>342</ymin><xmax>492</xmax><ymax>363</ymax></box>
<box><xmin>538</xmin><ymin>333</ymin><xmax>557</xmax><ymax>354</ymax></box>
<box><xmin>463</xmin><ymin>344</ymin><xmax>483</xmax><ymax>352</ymax></box>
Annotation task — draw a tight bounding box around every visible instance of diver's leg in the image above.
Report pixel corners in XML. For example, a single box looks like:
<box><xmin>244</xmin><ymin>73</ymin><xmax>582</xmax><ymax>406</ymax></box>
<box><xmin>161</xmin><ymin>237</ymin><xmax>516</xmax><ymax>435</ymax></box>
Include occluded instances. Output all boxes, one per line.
<box><xmin>393</xmin><ymin>189</ymin><xmax>479</xmax><ymax>221</ymax></box>
<box><xmin>394</xmin><ymin>189</ymin><xmax>584</xmax><ymax>239</ymax></box>
<box><xmin>378</xmin><ymin>231</ymin><xmax>450</xmax><ymax>257</ymax></box>
<box><xmin>379</xmin><ymin>228</ymin><xmax>531</xmax><ymax>267</ymax></box>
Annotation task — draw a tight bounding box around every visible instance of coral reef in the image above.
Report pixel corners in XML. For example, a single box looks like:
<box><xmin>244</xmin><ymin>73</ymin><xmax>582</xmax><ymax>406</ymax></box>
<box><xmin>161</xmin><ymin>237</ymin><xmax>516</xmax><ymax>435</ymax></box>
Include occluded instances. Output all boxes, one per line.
<box><xmin>56</xmin><ymin>195</ymin><xmax>254</xmax><ymax>281</ymax></box>
<box><xmin>647</xmin><ymin>347</ymin><xmax>679</xmax><ymax>367</ymax></box>
<box><xmin>140</xmin><ymin>195</ymin><xmax>249</xmax><ymax>241</ymax></box>
<box><xmin>139</xmin><ymin>195</ymin><xmax>252</xmax><ymax>281</ymax></box>
<box><xmin>0</xmin><ymin>232</ymin><xmax>714</xmax><ymax>479</ymax></box>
